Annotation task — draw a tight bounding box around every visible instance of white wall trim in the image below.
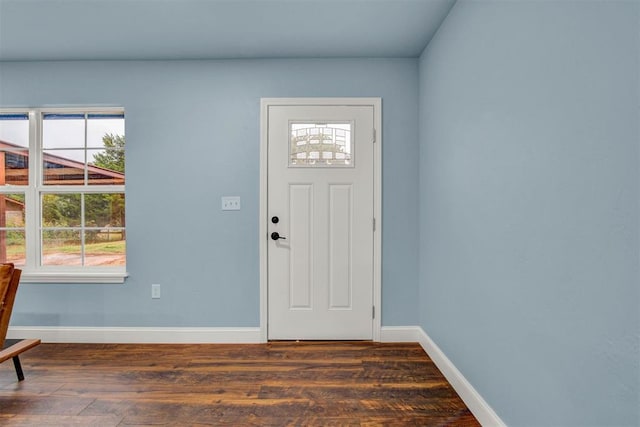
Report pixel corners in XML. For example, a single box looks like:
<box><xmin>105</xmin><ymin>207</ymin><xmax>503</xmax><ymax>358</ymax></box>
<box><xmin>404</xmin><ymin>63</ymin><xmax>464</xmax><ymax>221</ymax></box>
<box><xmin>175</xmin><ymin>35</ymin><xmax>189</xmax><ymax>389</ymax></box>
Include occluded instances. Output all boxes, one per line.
<box><xmin>380</xmin><ymin>325</ymin><xmax>423</xmax><ymax>343</ymax></box>
<box><xmin>7</xmin><ymin>326</ymin><xmax>262</xmax><ymax>344</ymax></box>
<box><xmin>381</xmin><ymin>326</ymin><xmax>506</xmax><ymax>427</ymax></box>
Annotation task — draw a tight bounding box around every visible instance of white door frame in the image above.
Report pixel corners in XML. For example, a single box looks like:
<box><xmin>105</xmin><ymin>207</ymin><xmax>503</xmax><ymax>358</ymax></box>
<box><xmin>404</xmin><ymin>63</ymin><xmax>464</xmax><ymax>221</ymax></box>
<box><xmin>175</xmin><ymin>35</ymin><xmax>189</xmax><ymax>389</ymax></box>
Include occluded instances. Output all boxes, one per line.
<box><xmin>259</xmin><ymin>97</ymin><xmax>382</xmax><ymax>342</ymax></box>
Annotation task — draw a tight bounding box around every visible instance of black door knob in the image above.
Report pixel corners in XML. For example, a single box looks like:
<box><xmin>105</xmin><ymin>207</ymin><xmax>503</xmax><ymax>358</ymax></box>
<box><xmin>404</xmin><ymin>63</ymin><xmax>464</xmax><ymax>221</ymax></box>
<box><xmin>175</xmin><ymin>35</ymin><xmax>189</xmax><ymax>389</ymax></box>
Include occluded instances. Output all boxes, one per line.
<box><xmin>271</xmin><ymin>216</ymin><xmax>279</xmax><ymax>224</ymax></box>
<box><xmin>271</xmin><ymin>232</ymin><xmax>286</xmax><ymax>241</ymax></box>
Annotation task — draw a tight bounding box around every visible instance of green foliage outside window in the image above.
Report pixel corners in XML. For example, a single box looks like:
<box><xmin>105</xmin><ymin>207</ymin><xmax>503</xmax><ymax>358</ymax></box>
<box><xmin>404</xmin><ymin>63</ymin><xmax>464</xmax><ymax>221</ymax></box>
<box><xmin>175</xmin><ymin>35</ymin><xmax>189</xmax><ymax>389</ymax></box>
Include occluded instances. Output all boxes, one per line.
<box><xmin>92</xmin><ymin>133</ymin><xmax>125</xmax><ymax>173</ymax></box>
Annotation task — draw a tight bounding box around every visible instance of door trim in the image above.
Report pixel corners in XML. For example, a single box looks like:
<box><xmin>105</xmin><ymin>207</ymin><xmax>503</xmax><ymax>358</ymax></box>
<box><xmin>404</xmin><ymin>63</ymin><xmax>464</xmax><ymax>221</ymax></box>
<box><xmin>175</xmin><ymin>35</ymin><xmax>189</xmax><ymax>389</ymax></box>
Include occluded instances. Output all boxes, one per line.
<box><xmin>259</xmin><ymin>98</ymin><xmax>382</xmax><ymax>342</ymax></box>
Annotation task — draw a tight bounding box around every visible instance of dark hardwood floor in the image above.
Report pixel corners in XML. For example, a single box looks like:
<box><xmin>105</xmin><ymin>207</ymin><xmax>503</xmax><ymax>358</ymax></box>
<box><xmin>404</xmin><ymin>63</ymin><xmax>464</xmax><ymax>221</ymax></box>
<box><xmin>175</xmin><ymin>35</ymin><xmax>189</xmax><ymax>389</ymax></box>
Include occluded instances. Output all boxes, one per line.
<box><xmin>0</xmin><ymin>341</ymin><xmax>480</xmax><ymax>426</ymax></box>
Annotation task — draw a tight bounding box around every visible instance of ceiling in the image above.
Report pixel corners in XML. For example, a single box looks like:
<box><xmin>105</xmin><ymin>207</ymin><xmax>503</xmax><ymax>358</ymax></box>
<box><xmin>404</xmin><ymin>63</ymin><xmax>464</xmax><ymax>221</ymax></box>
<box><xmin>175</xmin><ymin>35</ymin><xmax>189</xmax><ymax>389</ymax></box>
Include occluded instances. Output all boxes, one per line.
<box><xmin>0</xmin><ymin>0</ymin><xmax>455</xmax><ymax>61</ymax></box>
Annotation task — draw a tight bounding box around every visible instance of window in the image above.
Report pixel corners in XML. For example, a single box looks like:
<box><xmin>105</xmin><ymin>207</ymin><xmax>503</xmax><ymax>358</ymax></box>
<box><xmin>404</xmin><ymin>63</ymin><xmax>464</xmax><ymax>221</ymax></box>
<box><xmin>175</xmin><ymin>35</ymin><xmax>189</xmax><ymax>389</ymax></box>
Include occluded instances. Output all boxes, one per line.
<box><xmin>289</xmin><ymin>122</ymin><xmax>353</xmax><ymax>167</ymax></box>
<box><xmin>0</xmin><ymin>109</ymin><xmax>126</xmax><ymax>283</ymax></box>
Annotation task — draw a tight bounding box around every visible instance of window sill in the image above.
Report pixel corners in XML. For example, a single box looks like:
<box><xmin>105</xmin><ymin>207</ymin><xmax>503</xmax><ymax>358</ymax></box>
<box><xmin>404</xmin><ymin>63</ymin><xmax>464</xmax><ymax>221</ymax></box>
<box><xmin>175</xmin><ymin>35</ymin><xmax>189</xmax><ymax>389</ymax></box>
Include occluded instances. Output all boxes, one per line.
<box><xmin>20</xmin><ymin>272</ymin><xmax>129</xmax><ymax>284</ymax></box>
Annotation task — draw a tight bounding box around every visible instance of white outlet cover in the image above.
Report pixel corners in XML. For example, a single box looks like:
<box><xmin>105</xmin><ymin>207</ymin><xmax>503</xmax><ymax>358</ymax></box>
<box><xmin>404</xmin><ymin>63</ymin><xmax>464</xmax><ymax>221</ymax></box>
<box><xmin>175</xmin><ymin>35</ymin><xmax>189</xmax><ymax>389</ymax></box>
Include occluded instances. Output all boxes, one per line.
<box><xmin>221</xmin><ymin>196</ymin><xmax>241</xmax><ymax>211</ymax></box>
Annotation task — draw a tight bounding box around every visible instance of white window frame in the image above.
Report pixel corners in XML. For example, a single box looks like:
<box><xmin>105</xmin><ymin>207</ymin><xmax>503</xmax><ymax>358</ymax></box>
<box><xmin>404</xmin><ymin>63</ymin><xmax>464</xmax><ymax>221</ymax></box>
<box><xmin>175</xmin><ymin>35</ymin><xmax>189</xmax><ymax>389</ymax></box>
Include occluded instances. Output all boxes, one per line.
<box><xmin>0</xmin><ymin>107</ymin><xmax>127</xmax><ymax>283</ymax></box>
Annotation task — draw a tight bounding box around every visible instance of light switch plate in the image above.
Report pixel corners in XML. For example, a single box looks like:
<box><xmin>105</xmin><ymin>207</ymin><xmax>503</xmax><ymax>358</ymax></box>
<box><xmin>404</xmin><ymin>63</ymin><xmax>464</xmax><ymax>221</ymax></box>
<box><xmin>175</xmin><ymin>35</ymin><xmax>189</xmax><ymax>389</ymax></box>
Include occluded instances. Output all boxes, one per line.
<box><xmin>221</xmin><ymin>196</ymin><xmax>241</xmax><ymax>211</ymax></box>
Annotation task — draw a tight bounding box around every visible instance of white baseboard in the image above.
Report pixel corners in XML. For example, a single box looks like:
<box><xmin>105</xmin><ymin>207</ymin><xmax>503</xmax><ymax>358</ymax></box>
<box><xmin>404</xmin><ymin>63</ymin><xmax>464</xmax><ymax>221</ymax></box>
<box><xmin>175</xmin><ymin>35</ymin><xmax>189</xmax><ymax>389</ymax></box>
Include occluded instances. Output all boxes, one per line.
<box><xmin>7</xmin><ymin>326</ymin><xmax>262</xmax><ymax>344</ymax></box>
<box><xmin>381</xmin><ymin>326</ymin><xmax>506</xmax><ymax>427</ymax></box>
<box><xmin>380</xmin><ymin>325</ymin><xmax>424</xmax><ymax>342</ymax></box>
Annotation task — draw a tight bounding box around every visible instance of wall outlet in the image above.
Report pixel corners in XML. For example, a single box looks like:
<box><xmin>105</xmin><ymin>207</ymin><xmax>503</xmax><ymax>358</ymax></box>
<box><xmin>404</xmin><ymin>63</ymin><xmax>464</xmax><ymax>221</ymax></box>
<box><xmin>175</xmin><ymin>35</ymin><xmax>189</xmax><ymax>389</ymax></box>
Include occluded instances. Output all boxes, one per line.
<box><xmin>221</xmin><ymin>196</ymin><xmax>241</xmax><ymax>211</ymax></box>
<box><xmin>151</xmin><ymin>284</ymin><xmax>161</xmax><ymax>299</ymax></box>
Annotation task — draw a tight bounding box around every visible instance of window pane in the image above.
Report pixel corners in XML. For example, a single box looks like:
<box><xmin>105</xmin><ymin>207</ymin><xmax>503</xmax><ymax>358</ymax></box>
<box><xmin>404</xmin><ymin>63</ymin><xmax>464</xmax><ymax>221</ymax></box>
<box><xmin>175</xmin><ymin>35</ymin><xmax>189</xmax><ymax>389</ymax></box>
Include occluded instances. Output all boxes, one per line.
<box><xmin>42</xmin><ymin>230</ymin><xmax>81</xmax><ymax>266</ymax></box>
<box><xmin>0</xmin><ymin>193</ymin><xmax>25</xmax><ymax>227</ymax></box>
<box><xmin>41</xmin><ymin>192</ymin><xmax>126</xmax><ymax>267</ymax></box>
<box><xmin>42</xmin><ymin>193</ymin><xmax>81</xmax><ymax>227</ymax></box>
<box><xmin>0</xmin><ymin>230</ymin><xmax>25</xmax><ymax>266</ymax></box>
<box><xmin>290</xmin><ymin>123</ymin><xmax>353</xmax><ymax>167</ymax></box>
<box><xmin>0</xmin><ymin>114</ymin><xmax>29</xmax><ymax>148</ymax></box>
<box><xmin>0</xmin><ymin>193</ymin><xmax>25</xmax><ymax>266</ymax></box>
<box><xmin>86</xmin><ymin>115</ymin><xmax>125</xmax><ymax>149</ymax></box>
<box><xmin>0</xmin><ymin>114</ymin><xmax>29</xmax><ymax>186</ymax></box>
<box><xmin>85</xmin><ymin>233</ymin><xmax>125</xmax><ymax>266</ymax></box>
<box><xmin>43</xmin><ymin>149</ymin><xmax>86</xmax><ymax>185</ymax></box>
<box><xmin>85</xmin><ymin>193</ymin><xmax>125</xmax><ymax>227</ymax></box>
<box><xmin>1</xmin><ymin>149</ymin><xmax>28</xmax><ymax>185</ymax></box>
<box><xmin>88</xmin><ymin>149</ymin><xmax>125</xmax><ymax>185</ymax></box>
<box><xmin>41</xmin><ymin>112</ymin><xmax>126</xmax><ymax>186</ymax></box>
<box><xmin>43</xmin><ymin>114</ymin><xmax>85</xmax><ymax>148</ymax></box>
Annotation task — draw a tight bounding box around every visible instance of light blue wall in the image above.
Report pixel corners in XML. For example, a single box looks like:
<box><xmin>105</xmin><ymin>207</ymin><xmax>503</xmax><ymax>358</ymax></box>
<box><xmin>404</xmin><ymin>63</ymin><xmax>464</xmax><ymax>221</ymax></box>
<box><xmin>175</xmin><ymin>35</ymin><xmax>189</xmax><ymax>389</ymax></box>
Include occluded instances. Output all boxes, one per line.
<box><xmin>0</xmin><ymin>58</ymin><xmax>419</xmax><ymax>327</ymax></box>
<box><xmin>419</xmin><ymin>1</ymin><xmax>639</xmax><ymax>426</ymax></box>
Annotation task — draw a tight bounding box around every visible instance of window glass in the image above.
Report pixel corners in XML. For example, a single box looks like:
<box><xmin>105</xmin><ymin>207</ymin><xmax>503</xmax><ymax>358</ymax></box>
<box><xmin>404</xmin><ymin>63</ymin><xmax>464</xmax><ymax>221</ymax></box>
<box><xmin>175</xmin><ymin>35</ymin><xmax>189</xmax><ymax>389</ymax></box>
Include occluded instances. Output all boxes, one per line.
<box><xmin>0</xmin><ymin>193</ymin><xmax>25</xmax><ymax>266</ymax></box>
<box><xmin>43</xmin><ymin>114</ymin><xmax>85</xmax><ymax>148</ymax></box>
<box><xmin>43</xmin><ymin>113</ymin><xmax>125</xmax><ymax>185</ymax></box>
<box><xmin>42</xmin><ymin>230</ymin><xmax>82</xmax><ymax>266</ymax></box>
<box><xmin>0</xmin><ymin>114</ymin><xmax>29</xmax><ymax>185</ymax></box>
<box><xmin>290</xmin><ymin>122</ymin><xmax>353</xmax><ymax>167</ymax></box>
<box><xmin>42</xmin><ymin>193</ymin><xmax>81</xmax><ymax>227</ymax></box>
<box><xmin>41</xmin><ymin>192</ymin><xmax>125</xmax><ymax>267</ymax></box>
<box><xmin>0</xmin><ymin>114</ymin><xmax>29</xmax><ymax>148</ymax></box>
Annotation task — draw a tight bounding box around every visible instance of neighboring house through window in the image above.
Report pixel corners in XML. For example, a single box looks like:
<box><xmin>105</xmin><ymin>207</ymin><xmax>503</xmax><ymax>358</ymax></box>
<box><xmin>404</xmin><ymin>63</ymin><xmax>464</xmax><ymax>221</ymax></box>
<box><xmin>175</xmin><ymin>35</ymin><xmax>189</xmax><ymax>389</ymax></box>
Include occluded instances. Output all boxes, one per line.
<box><xmin>0</xmin><ymin>108</ymin><xmax>126</xmax><ymax>283</ymax></box>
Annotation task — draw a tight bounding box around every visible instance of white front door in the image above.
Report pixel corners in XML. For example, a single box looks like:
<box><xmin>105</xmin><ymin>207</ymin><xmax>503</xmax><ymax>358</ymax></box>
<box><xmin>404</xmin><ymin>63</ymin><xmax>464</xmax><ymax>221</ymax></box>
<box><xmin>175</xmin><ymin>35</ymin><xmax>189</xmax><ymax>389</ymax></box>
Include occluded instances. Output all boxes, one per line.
<box><xmin>266</xmin><ymin>102</ymin><xmax>376</xmax><ymax>340</ymax></box>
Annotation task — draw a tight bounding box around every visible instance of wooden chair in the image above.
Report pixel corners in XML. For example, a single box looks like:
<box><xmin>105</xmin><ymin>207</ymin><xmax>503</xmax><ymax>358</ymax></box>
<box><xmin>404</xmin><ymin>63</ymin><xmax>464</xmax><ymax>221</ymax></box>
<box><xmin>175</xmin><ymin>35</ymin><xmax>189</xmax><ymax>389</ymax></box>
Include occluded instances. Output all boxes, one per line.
<box><xmin>0</xmin><ymin>263</ymin><xmax>40</xmax><ymax>381</ymax></box>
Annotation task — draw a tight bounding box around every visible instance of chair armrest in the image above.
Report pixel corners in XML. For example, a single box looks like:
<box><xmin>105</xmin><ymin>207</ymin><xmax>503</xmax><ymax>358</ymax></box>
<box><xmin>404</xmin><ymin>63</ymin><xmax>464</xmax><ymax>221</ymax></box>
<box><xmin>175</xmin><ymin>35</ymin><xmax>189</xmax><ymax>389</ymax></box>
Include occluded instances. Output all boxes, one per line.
<box><xmin>0</xmin><ymin>339</ymin><xmax>41</xmax><ymax>364</ymax></box>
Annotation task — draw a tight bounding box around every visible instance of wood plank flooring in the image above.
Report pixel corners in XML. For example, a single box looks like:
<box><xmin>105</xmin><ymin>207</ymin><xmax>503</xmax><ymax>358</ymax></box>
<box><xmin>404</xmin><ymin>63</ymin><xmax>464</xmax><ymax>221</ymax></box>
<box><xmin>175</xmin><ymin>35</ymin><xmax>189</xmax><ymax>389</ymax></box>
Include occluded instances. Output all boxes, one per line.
<box><xmin>0</xmin><ymin>341</ymin><xmax>480</xmax><ymax>426</ymax></box>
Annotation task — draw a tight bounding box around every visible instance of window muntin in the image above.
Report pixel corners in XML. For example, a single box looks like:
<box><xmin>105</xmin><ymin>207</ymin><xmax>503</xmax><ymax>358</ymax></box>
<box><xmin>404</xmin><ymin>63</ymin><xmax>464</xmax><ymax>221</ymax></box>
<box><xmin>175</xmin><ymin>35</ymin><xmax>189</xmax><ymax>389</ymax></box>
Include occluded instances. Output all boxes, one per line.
<box><xmin>0</xmin><ymin>109</ymin><xmax>126</xmax><ymax>281</ymax></box>
<box><xmin>289</xmin><ymin>122</ymin><xmax>353</xmax><ymax>167</ymax></box>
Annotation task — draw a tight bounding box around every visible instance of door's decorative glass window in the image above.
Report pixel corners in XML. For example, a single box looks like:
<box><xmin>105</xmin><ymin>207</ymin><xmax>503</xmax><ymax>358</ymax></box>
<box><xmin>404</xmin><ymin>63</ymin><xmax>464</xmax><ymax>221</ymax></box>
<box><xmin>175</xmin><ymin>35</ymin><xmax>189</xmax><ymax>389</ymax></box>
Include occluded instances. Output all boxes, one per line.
<box><xmin>289</xmin><ymin>122</ymin><xmax>353</xmax><ymax>167</ymax></box>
